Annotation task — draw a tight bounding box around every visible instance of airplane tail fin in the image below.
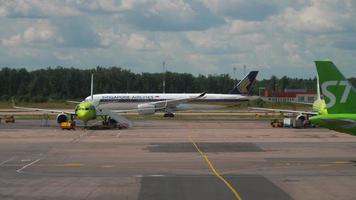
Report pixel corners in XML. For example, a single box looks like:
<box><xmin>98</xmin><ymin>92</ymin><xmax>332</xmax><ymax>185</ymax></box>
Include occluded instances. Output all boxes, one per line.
<box><xmin>315</xmin><ymin>61</ymin><xmax>356</xmax><ymax>114</ymax></box>
<box><xmin>229</xmin><ymin>71</ymin><xmax>258</xmax><ymax>95</ymax></box>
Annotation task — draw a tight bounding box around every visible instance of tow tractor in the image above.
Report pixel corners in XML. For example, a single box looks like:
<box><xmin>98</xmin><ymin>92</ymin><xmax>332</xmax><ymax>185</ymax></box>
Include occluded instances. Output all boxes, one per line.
<box><xmin>270</xmin><ymin>117</ymin><xmax>313</xmax><ymax>128</ymax></box>
<box><xmin>5</xmin><ymin>115</ymin><xmax>15</xmax><ymax>123</ymax></box>
<box><xmin>60</xmin><ymin>121</ymin><xmax>76</xmax><ymax>130</ymax></box>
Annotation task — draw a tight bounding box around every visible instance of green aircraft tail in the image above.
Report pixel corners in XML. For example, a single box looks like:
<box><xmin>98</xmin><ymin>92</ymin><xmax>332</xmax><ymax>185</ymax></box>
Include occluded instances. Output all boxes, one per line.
<box><xmin>315</xmin><ymin>61</ymin><xmax>356</xmax><ymax>114</ymax></box>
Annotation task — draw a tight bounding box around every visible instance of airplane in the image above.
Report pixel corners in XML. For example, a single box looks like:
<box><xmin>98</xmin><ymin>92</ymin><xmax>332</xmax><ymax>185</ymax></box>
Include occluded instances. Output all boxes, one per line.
<box><xmin>310</xmin><ymin>61</ymin><xmax>356</xmax><ymax>136</ymax></box>
<box><xmin>249</xmin><ymin>74</ymin><xmax>327</xmax><ymax>122</ymax></box>
<box><xmin>14</xmin><ymin>74</ymin><xmax>207</xmax><ymax>128</ymax></box>
<box><xmin>86</xmin><ymin>71</ymin><xmax>259</xmax><ymax>117</ymax></box>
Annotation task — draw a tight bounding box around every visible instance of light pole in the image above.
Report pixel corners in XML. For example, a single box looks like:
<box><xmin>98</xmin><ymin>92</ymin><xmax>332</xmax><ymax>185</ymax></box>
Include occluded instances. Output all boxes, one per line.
<box><xmin>258</xmin><ymin>87</ymin><xmax>265</xmax><ymax>97</ymax></box>
<box><xmin>162</xmin><ymin>61</ymin><xmax>166</xmax><ymax>93</ymax></box>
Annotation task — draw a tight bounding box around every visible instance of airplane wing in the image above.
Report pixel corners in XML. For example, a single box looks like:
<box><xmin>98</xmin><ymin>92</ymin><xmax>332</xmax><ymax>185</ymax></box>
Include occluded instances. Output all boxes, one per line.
<box><xmin>96</xmin><ymin>108</ymin><xmax>133</xmax><ymax>128</ymax></box>
<box><xmin>109</xmin><ymin>92</ymin><xmax>206</xmax><ymax>113</ymax></box>
<box><xmin>148</xmin><ymin>92</ymin><xmax>207</xmax><ymax>109</ymax></box>
<box><xmin>110</xmin><ymin>106</ymin><xmax>167</xmax><ymax>113</ymax></box>
<box><xmin>248</xmin><ymin>107</ymin><xmax>317</xmax><ymax>116</ymax></box>
<box><xmin>13</xmin><ymin>105</ymin><xmax>75</xmax><ymax>115</ymax></box>
<box><xmin>67</xmin><ymin>100</ymin><xmax>81</xmax><ymax>104</ymax></box>
<box><xmin>293</xmin><ymin>102</ymin><xmax>313</xmax><ymax>106</ymax></box>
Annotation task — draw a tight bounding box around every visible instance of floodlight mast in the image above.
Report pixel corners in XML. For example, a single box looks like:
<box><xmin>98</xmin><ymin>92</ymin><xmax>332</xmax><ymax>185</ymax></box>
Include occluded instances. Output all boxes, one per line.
<box><xmin>162</xmin><ymin>61</ymin><xmax>166</xmax><ymax>94</ymax></box>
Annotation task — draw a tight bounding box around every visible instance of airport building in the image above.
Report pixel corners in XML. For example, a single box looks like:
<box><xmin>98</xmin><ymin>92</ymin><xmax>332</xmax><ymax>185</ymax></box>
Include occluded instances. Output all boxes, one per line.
<box><xmin>262</xmin><ymin>89</ymin><xmax>316</xmax><ymax>103</ymax></box>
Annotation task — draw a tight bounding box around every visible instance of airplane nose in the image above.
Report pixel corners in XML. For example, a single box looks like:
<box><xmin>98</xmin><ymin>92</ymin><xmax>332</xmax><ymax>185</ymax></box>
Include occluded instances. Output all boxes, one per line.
<box><xmin>76</xmin><ymin>110</ymin><xmax>88</xmax><ymax>120</ymax></box>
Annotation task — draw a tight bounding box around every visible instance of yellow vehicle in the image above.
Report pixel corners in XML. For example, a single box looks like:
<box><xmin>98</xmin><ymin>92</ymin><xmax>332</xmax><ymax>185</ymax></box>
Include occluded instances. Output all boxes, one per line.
<box><xmin>60</xmin><ymin>121</ymin><xmax>76</xmax><ymax>130</ymax></box>
<box><xmin>270</xmin><ymin>119</ymin><xmax>283</xmax><ymax>128</ymax></box>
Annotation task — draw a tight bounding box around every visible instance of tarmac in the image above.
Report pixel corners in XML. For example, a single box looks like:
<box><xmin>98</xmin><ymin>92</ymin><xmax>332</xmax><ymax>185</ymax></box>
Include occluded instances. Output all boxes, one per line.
<box><xmin>1</xmin><ymin>119</ymin><xmax>356</xmax><ymax>200</ymax></box>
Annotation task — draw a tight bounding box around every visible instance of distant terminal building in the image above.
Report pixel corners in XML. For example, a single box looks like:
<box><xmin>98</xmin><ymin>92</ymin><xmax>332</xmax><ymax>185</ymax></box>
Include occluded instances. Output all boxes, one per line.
<box><xmin>262</xmin><ymin>89</ymin><xmax>316</xmax><ymax>103</ymax></box>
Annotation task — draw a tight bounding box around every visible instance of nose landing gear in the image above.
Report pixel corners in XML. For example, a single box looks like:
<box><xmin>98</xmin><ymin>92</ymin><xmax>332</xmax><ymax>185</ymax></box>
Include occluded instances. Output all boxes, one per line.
<box><xmin>163</xmin><ymin>112</ymin><xmax>175</xmax><ymax>118</ymax></box>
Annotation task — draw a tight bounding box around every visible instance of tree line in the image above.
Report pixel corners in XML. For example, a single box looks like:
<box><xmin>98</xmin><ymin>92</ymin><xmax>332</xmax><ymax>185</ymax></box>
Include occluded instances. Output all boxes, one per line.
<box><xmin>0</xmin><ymin>67</ymin><xmax>355</xmax><ymax>102</ymax></box>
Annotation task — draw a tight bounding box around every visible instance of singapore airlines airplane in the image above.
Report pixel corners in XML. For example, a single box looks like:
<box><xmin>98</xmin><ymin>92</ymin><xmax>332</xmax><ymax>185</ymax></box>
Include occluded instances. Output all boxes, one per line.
<box><xmin>14</xmin><ymin>71</ymin><xmax>258</xmax><ymax>127</ymax></box>
<box><xmin>87</xmin><ymin>71</ymin><xmax>259</xmax><ymax>117</ymax></box>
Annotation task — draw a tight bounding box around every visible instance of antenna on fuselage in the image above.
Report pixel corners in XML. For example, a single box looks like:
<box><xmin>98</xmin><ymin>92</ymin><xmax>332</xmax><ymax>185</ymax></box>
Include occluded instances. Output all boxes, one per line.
<box><xmin>91</xmin><ymin>73</ymin><xmax>94</xmax><ymax>101</ymax></box>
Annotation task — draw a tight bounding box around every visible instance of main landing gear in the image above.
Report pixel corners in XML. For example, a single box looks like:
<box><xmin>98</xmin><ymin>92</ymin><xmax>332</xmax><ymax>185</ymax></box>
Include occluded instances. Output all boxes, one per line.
<box><xmin>163</xmin><ymin>112</ymin><xmax>175</xmax><ymax>118</ymax></box>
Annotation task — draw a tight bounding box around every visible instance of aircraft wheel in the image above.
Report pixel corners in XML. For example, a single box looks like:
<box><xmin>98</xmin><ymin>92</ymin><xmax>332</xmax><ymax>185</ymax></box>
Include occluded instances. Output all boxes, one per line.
<box><xmin>108</xmin><ymin>119</ymin><xmax>117</xmax><ymax>128</ymax></box>
<box><xmin>164</xmin><ymin>113</ymin><xmax>175</xmax><ymax>117</ymax></box>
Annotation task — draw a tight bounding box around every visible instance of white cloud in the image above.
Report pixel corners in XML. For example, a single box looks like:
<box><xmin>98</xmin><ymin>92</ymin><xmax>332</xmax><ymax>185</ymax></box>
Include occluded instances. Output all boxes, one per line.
<box><xmin>276</xmin><ymin>0</ymin><xmax>355</xmax><ymax>33</ymax></box>
<box><xmin>52</xmin><ymin>17</ymin><xmax>103</xmax><ymax>48</ymax></box>
<box><xmin>149</xmin><ymin>1</ymin><xmax>194</xmax><ymax>18</ymax></box>
<box><xmin>0</xmin><ymin>0</ymin><xmax>81</xmax><ymax>18</ymax></box>
<box><xmin>1</xmin><ymin>0</ymin><xmax>356</xmax><ymax>78</ymax></box>
<box><xmin>53</xmin><ymin>52</ymin><xmax>74</xmax><ymax>61</ymax></box>
<box><xmin>23</xmin><ymin>22</ymin><xmax>56</xmax><ymax>43</ymax></box>
<box><xmin>229</xmin><ymin>20</ymin><xmax>263</xmax><ymax>34</ymax></box>
<box><xmin>1</xmin><ymin>17</ymin><xmax>103</xmax><ymax>49</ymax></box>
<box><xmin>127</xmin><ymin>34</ymin><xmax>156</xmax><ymax>50</ymax></box>
<box><xmin>1</xmin><ymin>20</ymin><xmax>58</xmax><ymax>47</ymax></box>
<box><xmin>72</xmin><ymin>0</ymin><xmax>129</xmax><ymax>13</ymax></box>
<box><xmin>283</xmin><ymin>42</ymin><xmax>303</xmax><ymax>64</ymax></box>
<box><xmin>121</xmin><ymin>0</ymin><xmax>224</xmax><ymax>31</ymax></box>
<box><xmin>98</xmin><ymin>29</ymin><xmax>121</xmax><ymax>47</ymax></box>
<box><xmin>203</xmin><ymin>0</ymin><xmax>279</xmax><ymax>21</ymax></box>
<box><xmin>1</xmin><ymin>35</ymin><xmax>22</xmax><ymax>47</ymax></box>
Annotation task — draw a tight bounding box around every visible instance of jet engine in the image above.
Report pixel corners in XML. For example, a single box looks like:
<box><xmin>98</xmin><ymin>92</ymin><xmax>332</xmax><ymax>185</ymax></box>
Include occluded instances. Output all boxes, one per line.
<box><xmin>296</xmin><ymin>114</ymin><xmax>307</xmax><ymax>122</ymax></box>
<box><xmin>294</xmin><ymin>114</ymin><xmax>311</xmax><ymax>128</ymax></box>
<box><xmin>56</xmin><ymin>113</ymin><xmax>68</xmax><ymax>123</ymax></box>
<box><xmin>137</xmin><ymin>104</ymin><xmax>156</xmax><ymax>115</ymax></box>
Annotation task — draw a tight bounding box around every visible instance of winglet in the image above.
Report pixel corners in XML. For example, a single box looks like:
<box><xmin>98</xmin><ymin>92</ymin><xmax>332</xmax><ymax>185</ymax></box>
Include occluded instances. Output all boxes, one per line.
<box><xmin>198</xmin><ymin>92</ymin><xmax>207</xmax><ymax>98</ymax></box>
<box><xmin>316</xmin><ymin>74</ymin><xmax>321</xmax><ymax>101</ymax></box>
<box><xmin>11</xmin><ymin>97</ymin><xmax>16</xmax><ymax>108</ymax></box>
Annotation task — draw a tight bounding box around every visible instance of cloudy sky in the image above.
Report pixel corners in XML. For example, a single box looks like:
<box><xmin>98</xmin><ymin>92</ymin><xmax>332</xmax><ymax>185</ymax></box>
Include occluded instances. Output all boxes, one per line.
<box><xmin>0</xmin><ymin>0</ymin><xmax>355</xmax><ymax>79</ymax></box>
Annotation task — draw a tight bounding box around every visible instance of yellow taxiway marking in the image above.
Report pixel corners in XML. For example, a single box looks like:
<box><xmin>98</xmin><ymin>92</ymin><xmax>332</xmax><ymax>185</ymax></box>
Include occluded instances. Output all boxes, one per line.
<box><xmin>189</xmin><ymin>137</ymin><xmax>243</xmax><ymax>200</ymax></box>
<box><xmin>319</xmin><ymin>164</ymin><xmax>331</xmax><ymax>167</ymax></box>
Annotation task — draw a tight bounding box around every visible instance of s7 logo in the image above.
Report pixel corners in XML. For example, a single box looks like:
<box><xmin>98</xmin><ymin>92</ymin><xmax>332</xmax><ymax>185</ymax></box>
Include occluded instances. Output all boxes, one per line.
<box><xmin>321</xmin><ymin>80</ymin><xmax>352</xmax><ymax>108</ymax></box>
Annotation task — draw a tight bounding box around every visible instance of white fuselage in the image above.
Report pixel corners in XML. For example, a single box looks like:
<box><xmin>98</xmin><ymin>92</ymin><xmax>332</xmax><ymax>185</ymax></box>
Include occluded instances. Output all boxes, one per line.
<box><xmin>86</xmin><ymin>93</ymin><xmax>255</xmax><ymax>109</ymax></box>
